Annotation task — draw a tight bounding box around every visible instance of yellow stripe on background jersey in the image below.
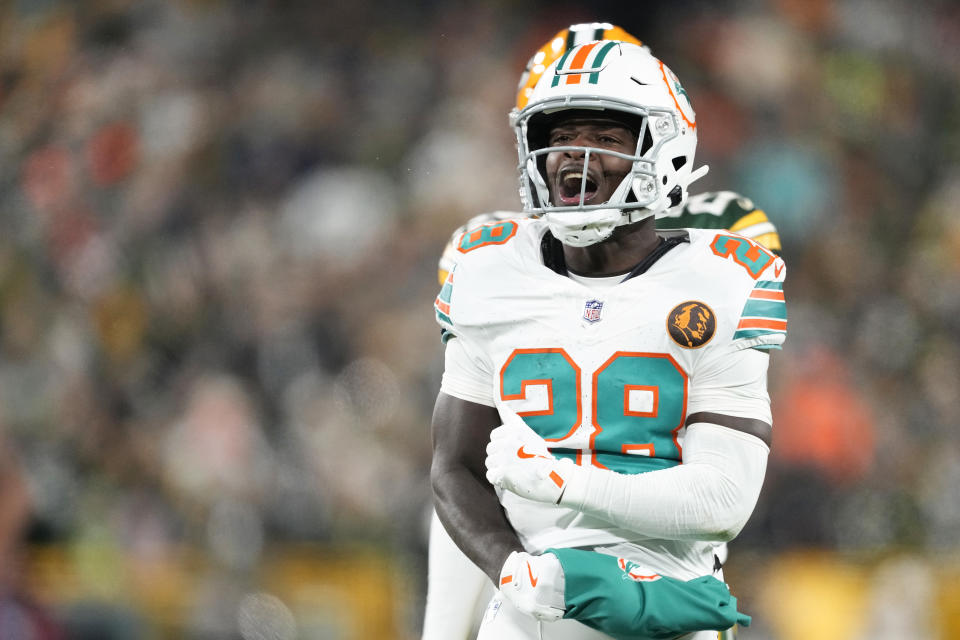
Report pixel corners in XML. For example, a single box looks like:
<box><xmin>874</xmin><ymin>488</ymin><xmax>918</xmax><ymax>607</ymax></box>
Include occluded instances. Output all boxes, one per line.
<box><xmin>729</xmin><ymin>210</ymin><xmax>781</xmax><ymax>252</ymax></box>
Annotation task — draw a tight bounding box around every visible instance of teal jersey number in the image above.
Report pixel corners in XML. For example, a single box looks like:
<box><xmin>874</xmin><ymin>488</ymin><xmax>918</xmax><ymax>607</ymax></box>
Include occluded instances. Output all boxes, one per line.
<box><xmin>457</xmin><ymin>220</ymin><xmax>518</xmax><ymax>253</ymax></box>
<box><xmin>501</xmin><ymin>349</ymin><xmax>582</xmax><ymax>441</ymax></box>
<box><xmin>710</xmin><ymin>233</ymin><xmax>775</xmax><ymax>279</ymax></box>
<box><xmin>500</xmin><ymin>349</ymin><xmax>687</xmax><ymax>474</ymax></box>
<box><xmin>592</xmin><ymin>352</ymin><xmax>687</xmax><ymax>473</ymax></box>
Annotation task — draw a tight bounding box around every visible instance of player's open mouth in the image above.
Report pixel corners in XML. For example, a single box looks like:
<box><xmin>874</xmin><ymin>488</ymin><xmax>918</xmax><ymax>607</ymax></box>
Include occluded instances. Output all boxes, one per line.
<box><xmin>557</xmin><ymin>168</ymin><xmax>599</xmax><ymax>205</ymax></box>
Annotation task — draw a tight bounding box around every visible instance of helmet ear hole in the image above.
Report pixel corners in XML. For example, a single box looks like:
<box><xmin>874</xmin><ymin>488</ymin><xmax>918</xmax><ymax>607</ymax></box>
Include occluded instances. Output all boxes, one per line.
<box><xmin>672</xmin><ymin>156</ymin><xmax>687</xmax><ymax>170</ymax></box>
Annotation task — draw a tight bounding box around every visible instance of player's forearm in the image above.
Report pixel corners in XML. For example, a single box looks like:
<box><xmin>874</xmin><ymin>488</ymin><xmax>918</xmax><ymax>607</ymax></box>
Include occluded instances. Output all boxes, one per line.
<box><xmin>560</xmin><ymin>423</ymin><xmax>768</xmax><ymax>541</ymax></box>
<box><xmin>431</xmin><ymin>463</ymin><xmax>522</xmax><ymax>583</ymax></box>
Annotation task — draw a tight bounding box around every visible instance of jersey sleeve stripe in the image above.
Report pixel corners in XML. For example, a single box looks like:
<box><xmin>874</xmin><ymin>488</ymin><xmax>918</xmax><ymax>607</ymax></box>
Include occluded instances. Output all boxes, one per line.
<box><xmin>732</xmin><ymin>329</ymin><xmax>786</xmax><ymax>346</ymax></box>
<box><xmin>734</xmin><ymin>275</ymin><xmax>787</xmax><ymax>347</ymax></box>
<box><xmin>434</xmin><ymin>267</ymin><xmax>456</xmax><ymax>336</ymax></box>
<box><xmin>737</xmin><ymin>318</ymin><xmax>787</xmax><ymax>331</ymax></box>
<box><xmin>749</xmin><ymin>289</ymin><xmax>784</xmax><ymax>301</ymax></box>
<box><xmin>754</xmin><ymin>280</ymin><xmax>783</xmax><ymax>291</ymax></box>
<box><xmin>741</xmin><ymin>299</ymin><xmax>787</xmax><ymax>319</ymax></box>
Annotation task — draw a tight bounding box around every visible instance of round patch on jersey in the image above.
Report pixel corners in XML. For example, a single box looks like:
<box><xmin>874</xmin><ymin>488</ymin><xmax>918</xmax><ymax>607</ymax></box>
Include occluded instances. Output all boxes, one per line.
<box><xmin>667</xmin><ymin>301</ymin><xmax>716</xmax><ymax>348</ymax></box>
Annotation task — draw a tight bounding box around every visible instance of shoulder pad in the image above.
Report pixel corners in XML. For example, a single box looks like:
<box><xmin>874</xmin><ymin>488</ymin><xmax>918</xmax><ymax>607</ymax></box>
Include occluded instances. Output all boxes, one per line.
<box><xmin>438</xmin><ymin>211</ymin><xmax>525</xmax><ymax>283</ymax></box>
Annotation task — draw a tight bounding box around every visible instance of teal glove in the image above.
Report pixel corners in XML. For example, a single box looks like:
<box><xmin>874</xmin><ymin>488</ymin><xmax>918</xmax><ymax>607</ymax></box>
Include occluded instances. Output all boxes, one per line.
<box><xmin>548</xmin><ymin>548</ymin><xmax>750</xmax><ymax>640</ymax></box>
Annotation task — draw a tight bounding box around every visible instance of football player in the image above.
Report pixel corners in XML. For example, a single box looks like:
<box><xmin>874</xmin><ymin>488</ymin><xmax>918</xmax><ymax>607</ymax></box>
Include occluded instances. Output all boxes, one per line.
<box><xmin>425</xmin><ymin>23</ymin><xmax>780</xmax><ymax>640</ymax></box>
<box><xmin>431</xmin><ymin>40</ymin><xmax>785</xmax><ymax>640</ymax></box>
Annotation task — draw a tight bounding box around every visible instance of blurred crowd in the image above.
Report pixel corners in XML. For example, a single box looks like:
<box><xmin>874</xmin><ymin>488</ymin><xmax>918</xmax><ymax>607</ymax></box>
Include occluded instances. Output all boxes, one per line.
<box><xmin>0</xmin><ymin>0</ymin><xmax>958</xmax><ymax>638</ymax></box>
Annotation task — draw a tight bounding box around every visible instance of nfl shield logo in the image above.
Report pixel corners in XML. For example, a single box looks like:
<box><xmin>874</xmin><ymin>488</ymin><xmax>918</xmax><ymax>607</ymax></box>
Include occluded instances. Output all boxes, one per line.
<box><xmin>583</xmin><ymin>299</ymin><xmax>603</xmax><ymax>323</ymax></box>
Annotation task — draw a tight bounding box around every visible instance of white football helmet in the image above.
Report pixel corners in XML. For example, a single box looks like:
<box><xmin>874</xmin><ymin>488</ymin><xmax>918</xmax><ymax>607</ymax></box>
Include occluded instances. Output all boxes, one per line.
<box><xmin>514</xmin><ymin>41</ymin><xmax>708</xmax><ymax>247</ymax></box>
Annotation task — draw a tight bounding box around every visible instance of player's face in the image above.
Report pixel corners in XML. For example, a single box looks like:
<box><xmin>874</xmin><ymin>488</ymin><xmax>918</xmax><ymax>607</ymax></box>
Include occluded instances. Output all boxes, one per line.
<box><xmin>544</xmin><ymin>118</ymin><xmax>638</xmax><ymax>207</ymax></box>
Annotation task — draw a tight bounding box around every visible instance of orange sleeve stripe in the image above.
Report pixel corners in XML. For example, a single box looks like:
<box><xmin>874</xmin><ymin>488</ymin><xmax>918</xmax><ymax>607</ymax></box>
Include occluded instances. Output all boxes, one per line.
<box><xmin>749</xmin><ymin>289</ymin><xmax>785</xmax><ymax>301</ymax></box>
<box><xmin>737</xmin><ymin>318</ymin><xmax>787</xmax><ymax>330</ymax></box>
<box><xmin>434</xmin><ymin>298</ymin><xmax>450</xmax><ymax>314</ymax></box>
<box><xmin>500</xmin><ymin>574</ymin><xmax>513</xmax><ymax>585</ymax></box>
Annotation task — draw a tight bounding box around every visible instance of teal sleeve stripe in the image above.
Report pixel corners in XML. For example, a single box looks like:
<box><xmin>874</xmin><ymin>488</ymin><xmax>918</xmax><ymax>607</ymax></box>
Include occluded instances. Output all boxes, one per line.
<box><xmin>438</xmin><ymin>281</ymin><xmax>453</xmax><ymax>303</ymax></box>
<box><xmin>588</xmin><ymin>42</ymin><xmax>618</xmax><ymax>82</ymax></box>
<box><xmin>733</xmin><ymin>328</ymin><xmax>786</xmax><ymax>340</ymax></box>
<box><xmin>435</xmin><ymin>309</ymin><xmax>452</xmax><ymax>326</ymax></box>
<box><xmin>755</xmin><ymin>280</ymin><xmax>783</xmax><ymax>290</ymax></box>
<box><xmin>751</xmin><ymin>344</ymin><xmax>782</xmax><ymax>351</ymax></box>
<box><xmin>741</xmin><ymin>299</ymin><xmax>787</xmax><ymax>319</ymax></box>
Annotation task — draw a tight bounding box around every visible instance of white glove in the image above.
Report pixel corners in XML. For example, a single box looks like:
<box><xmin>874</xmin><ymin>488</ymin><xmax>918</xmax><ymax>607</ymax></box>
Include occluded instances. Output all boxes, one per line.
<box><xmin>484</xmin><ymin>411</ymin><xmax>577</xmax><ymax>504</ymax></box>
<box><xmin>498</xmin><ymin>551</ymin><xmax>566</xmax><ymax>622</ymax></box>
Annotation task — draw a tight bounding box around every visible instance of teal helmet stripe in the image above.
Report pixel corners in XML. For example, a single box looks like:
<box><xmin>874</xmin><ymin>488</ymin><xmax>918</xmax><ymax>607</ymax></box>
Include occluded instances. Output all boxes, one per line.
<box><xmin>550</xmin><ymin>48</ymin><xmax>575</xmax><ymax>87</ymax></box>
<box><xmin>587</xmin><ymin>41</ymin><xmax>619</xmax><ymax>83</ymax></box>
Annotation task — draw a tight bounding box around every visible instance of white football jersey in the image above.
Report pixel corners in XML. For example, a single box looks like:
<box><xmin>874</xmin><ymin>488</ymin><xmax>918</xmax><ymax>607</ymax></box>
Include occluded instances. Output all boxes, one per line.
<box><xmin>434</xmin><ymin>218</ymin><xmax>786</xmax><ymax>577</ymax></box>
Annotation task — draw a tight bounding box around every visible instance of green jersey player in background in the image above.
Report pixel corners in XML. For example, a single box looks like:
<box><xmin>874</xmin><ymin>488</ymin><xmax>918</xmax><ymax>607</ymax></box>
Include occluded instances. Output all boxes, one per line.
<box><xmin>424</xmin><ymin>23</ymin><xmax>781</xmax><ymax>640</ymax></box>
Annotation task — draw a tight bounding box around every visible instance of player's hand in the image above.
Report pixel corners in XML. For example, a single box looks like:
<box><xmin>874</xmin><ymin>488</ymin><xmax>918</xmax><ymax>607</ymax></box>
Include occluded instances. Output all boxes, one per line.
<box><xmin>498</xmin><ymin>551</ymin><xmax>566</xmax><ymax>622</ymax></box>
<box><xmin>485</xmin><ymin>411</ymin><xmax>575</xmax><ymax>504</ymax></box>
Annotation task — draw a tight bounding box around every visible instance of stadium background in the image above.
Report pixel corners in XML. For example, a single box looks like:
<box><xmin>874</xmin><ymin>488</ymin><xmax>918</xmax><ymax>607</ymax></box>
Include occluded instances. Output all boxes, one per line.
<box><xmin>0</xmin><ymin>0</ymin><xmax>958</xmax><ymax>638</ymax></box>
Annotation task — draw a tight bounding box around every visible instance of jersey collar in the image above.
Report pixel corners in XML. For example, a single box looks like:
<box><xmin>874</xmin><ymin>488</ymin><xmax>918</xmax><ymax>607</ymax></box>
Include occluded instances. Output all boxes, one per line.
<box><xmin>540</xmin><ymin>229</ymin><xmax>690</xmax><ymax>282</ymax></box>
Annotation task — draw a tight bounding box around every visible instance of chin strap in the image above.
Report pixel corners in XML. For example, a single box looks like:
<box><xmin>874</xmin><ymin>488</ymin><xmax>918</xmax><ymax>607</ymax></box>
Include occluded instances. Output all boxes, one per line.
<box><xmin>623</xmin><ymin>208</ymin><xmax>652</xmax><ymax>225</ymax></box>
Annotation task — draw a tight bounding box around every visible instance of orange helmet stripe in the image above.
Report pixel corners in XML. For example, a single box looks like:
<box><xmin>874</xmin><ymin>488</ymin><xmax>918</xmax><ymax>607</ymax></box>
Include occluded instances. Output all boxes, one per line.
<box><xmin>516</xmin><ymin>24</ymin><xmax>645</xmax><ymax>110</ymax></box>
<box><xmin>563</xmin><ymin>41</ymin><xmax>600</xmax><ymax>84</ymax></box>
